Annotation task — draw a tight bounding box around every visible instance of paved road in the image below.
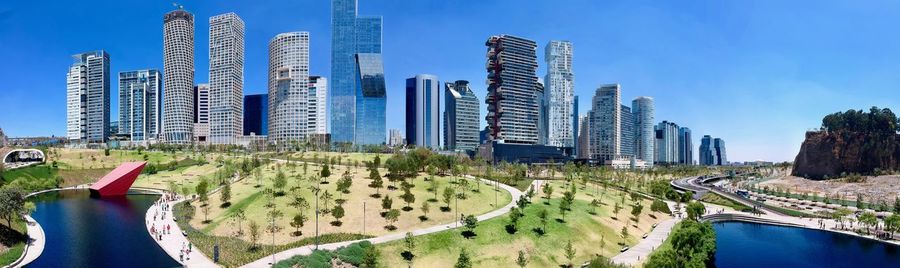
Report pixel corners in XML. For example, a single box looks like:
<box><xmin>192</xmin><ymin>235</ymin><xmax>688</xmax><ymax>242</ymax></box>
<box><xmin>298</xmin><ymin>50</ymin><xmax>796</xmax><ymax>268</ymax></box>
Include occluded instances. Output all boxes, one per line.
<box><xmin>240</xmin><ymin>176</ymin><xmax>526</xmax><ymax>268</ymax></box>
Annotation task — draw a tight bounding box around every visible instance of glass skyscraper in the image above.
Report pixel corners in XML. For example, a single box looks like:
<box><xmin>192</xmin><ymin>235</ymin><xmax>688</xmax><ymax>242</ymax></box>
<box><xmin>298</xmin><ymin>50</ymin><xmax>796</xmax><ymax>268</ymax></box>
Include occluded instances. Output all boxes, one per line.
<box><xmin>444</xmin><ymin>80</ymin><xmax>480</xmax><ymax>152</ymax></box>
<box><xmin>405</xmin><ymin>74</ymin><xmax>440</xmax><ymax>149</ymax></box>
<box><xmin>331</xmin><ymin>0</ymin><xmax>384</xmax><ymax>145</ymax></box>
<box><xmin>544</xmin><ymin>40</ymin><xmax>575</xmax><ymax>148</ymax></box>
<box><xmin>66</xmin><ymin>51</ymin><xmax>110</xmax><ymax>144</ymax></box>
<box><xmin>118</xmin><ymin>69</ymin><xmax>161</xmax><ymax>141</ymax></box>
<box><xmin>632</xmin><ymin>97</ymin><xmax>655</xmax><ymax>165</ymax></box>
<box><xmin>354</xmin><ymin>53</ymin><xmax>386</xmax><ymax>145</ymax></box>
<box><xmin>620</xmin><ymin>105</ymin><xmax>634</xmax><ymax>157</ymax></box>
<box><xmin>243</xmin><ymin>94</ymin><xmax>268</xmax><ymax>136</ymax></box>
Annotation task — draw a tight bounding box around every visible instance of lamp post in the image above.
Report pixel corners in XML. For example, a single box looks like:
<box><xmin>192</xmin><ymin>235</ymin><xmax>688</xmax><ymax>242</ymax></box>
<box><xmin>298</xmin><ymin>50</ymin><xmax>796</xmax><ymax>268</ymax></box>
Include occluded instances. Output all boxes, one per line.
<box><xmin>363</xmin><ymin>201</ymin><xmax>366</xmax><ymax>235</ymax></box>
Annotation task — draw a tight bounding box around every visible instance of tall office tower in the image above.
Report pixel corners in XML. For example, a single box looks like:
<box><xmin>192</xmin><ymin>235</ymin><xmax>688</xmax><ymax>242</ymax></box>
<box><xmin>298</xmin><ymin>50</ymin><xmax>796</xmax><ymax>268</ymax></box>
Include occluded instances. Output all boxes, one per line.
<box><xmin>572</xmin><ymin>95</ymin><xmax>579</xmax><ymax>153</ymax></box>
<box><xmin>243</xmin><ymin>94</ymin><xmax>268</xmax><ymax>136</ymax></box>
<box><xmin>267</xmin><ymin>32</ymin><xmax>310</xmax><ymax>147</ymax></box>
<box><xmin>163</xmin><ymin>9</ymin><xmax>194</xmax><ymax>144</ymax></box>
<box><xmin>388</xmin><ymin>129</ymin><xmax>404</xmax><ymax>146</ymax></box>
<box><xmin>66</xmin><ymin>51</ymin><xmax>110</xmax><ymax>144</ymax></box>
<box><xmin>308</xmin><ymin>76</ymin><xmax>328</xmax><ymax>135</ymax></box>
<box><xmin>536</xmin><ymin>81</ymin><xmax>548</xmax><ymax>144</ymax></box>
<box><xmin>544</xmin><ymin>40</ymin><xmax>575</xmax><ymax>148</ymax></box>
<box><xmin>576</xmin><ymin>115</ymin><xmax>591</xmax><ymax>159</ymax></box>
<box><xmin>588</xmin><ymin>84</ymin><xmax>621</xmax><ymax>160</ymax></box>
<box><xmin>714</xmin><ymin>138</ymin><xmax>728</xmax><ymax>165</ymax></box>
<box><xmin>354</xmin><ymin>53</ymin><xmax>386</xmax><ymax>145</ymax></box>
<box><xmin>118</xmin><ymin>70</ymin><xmax>161</xmax><ymax>141</ymax></box>
<box><xmin>654</xmin><ymin>120</ymin><xmax>680</xmax><ymax>164</ymax></box>
<box><xmin>485</xmin><ymin>35</ymin><xmax>540</xmax><ymax>144</ymax></box>
<box><xmin>405</xmin><ymin>74</ymin><xmax>440</xmax><ymax>148</ymax></box>
<box><xmin>444</xmin><ymin>80</ymin><xmax>480</xmax><ymax>152</ymax></box>
<box><xmin>620</xmin><ymin>105</ymin><xmax>634</xmax><ymax>157</ymax></box>
<box><xmin>331</xmin><ymin>0</ymin><xmax>384</xmax><ymax>144</ymax></box>
<box><xmin>193</xmin><ymin>84</ymin><xmax>210</xmax><ymax>143</ymax></box>
<box><xmin>699</xmin><ymin>135</ymin><xmax>715</xmax><ymax>165</ymax></box>
<box><xmin>209</xmin><ymin>13</ymin><xmax>245</xmax><ymax>145</ymax></box>
<box><xmin>678</xmin><ymin>127</ymin><xmax>693</xmax><ymax>165</ymax></box>
<box><xmin>632</xmin><ymin>97</ymin><xmax>655</xmax><ymax>165</ymax></box>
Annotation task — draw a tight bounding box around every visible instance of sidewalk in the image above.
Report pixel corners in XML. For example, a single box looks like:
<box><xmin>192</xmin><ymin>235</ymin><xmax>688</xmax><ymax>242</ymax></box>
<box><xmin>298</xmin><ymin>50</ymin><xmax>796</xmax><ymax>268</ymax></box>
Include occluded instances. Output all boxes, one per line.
<box><xmin>145</xmin><ymin>192</ymin><xmax>218</xmax><ymax>267</ymax></box>
<box><xmin>240</xmin><ymin>177</ymin><xmax>527</xmax><ymax>268</ymax></box>
<box><xmin>10</xmin><ymin>215</ymin><xmax>46</xmax><ymax>268</ymax></box>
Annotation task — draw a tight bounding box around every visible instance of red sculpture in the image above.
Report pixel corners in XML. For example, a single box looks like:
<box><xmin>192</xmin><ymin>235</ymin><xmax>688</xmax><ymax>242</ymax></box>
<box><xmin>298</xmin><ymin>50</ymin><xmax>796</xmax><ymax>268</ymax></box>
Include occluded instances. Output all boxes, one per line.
<box><xmin>89</xmin><ymin>162</ymin><xmax>146</xmax><ymax>196</ymax></box>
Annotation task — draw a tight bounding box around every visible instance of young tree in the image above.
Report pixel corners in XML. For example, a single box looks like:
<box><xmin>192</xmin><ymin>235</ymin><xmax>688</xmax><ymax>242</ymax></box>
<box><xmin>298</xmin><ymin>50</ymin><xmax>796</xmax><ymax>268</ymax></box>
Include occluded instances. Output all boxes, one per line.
<box><xmin>385</xmin><ymin>209</ymin><xmax>401</xmax><ymax>230</ymax></box>
<box><xmin>443</xmin><ymin>187</ymin><xmax>455</xmax><ymax>210</ymax></box>
<box><xmin>382</xmin><ymin>196</ymin><xmax>394</xmax><ymax>212</ymax></box>
<box><xmin>516</xmin><ymin>250</ymin><xmax>528</xmax><ymax>268</ymax></box>
<box><xmin>196</xmin><ymin>178</ymin><xmax>209</xmax><ymax>204</ymax></box>
<box><xmin>220</xmin><ymin>182</ymin><xmax>232</xmax><ymax>207</ymax></box>
<box><xmin>234</xmin><ymin>208</ymin><xmax>247</xmax><ymax>235</ymax></box>
<box><xmin>321</xmin><ymin>190</ymin><xmax>334</xmax><ymax>214</ymax></box>
<box><xmin>631</xmin><ymin>203</ymin><xmax>644</xmax><ymax>224</ymax></box>
<box><xmin>273</xmin><ymin>170</ymin><xmax>287</xmax><ymax>194</ymax></box>
<box><xmin>290</xmin><ymin>213</ymin><xmax>308</xmax><ymax>236</ymax></box>
<box><xmin>564</xmin><ymin>240</ymin><xmax>576</xmax><ymax>267</ymax></box>
<box><xmin>464</xmin><ymin>215</ymin><xmax>478</xmax><ymax>233</ymax></box>
<box><xmin>508</xmin><ymin>207</ymin><xmax>523</xmax><ymax>232</ymax></box>
<box><xmin>455</xmin><ymin>249</ymin><xmax>472</xmax><ymax>268</ymax></box>
<box><xmin>248</xmin><ymin>220</ymin><xmax>260</xmax><ymax>249</ymax></box>
<box><xmin>686</xmin><ymin>201</ymin><xmax>706</xmax><ymax>221</ymax></box>
<box><xmin>320</xmin><ymin>164</ymin><xmax>331</xmax><ymax>183</ymax></box>
<box><xmin>332</xmin><ymin>204</ymin><xmax>345</xmax><ymax>226</ymax></box>
<box><xmin>559</xmin><ymin>199</ymin><xmax>571</xmax><ymax>221</ymax></box>
<box><xmin>369</xmin><ymin>168</ymin><xmax>384</xmax><ymax>197</ymax></box>
<box><xmin>538</xmin><ymin>208</ymin><xmax>549</xmax><ymax>233</ymax></box>
<box><xmin>401</xmin><ymin>188</ymin><xmax>416</xmax><ymax>210</ymax></box>
<box><xmin>420</xmin><ymin>201</ymin><xmax>430</xmax><ymax>220</ymax></box>
<box><xmin>361</xmin><ymin>244</ymin><xmax>380</xmax><ymax>268</ymax></box>
<box><xmin>542</xmin><ymin>184</ymin><xmax>554</xmax><ymax>200</ymax></box>
<box><xmin>621</xmin><ymin>226</ymin><xmax>628</xmax><ymax>239</ymax></box>
<box><xmin>403</xmin><ymin>232</ymin><xmax>416</xmax><ymax>265</ymax></box>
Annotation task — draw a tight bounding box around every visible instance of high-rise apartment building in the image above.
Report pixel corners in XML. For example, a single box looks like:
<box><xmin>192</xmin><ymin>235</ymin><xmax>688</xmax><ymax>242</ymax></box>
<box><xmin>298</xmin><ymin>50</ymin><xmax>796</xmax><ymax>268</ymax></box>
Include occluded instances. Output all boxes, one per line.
<box><xmin>632</xmin><ymin>97</ymin><xmax>655</xmax><ymax>165</ymax></box>
<box><xmin>331</xmin><ymin>0</ymin><xmax>384</xmax><ymax>145</ymax></box>
<box><xmin>163</xmin><ymin>9</ymin><xmax>195</xmax><ymax>144</ymax></box>
<box><xmin>193</xmin><ymin>84</ymin><xmax>209</xmax><ymax>143</ymax></box>
<box><xmin>589</xmin><ymin>84</ymin><xmax>621</xmax><ymax>161</ymax></box>
<box><xmin>308</xmin><ymin>76</ymin><xmax>328</xmax><ymax>135</ymax></box>
<box><xmin>654</xmin><ymin>121</ymin><xmax>680</xmax><ymax>164</ymax></box>
<box><xmin>576</xmin><ymin>115</ymin><xmax>591</xmax><ymax>159</ymax></box>
<box><xmin>118</xmin><ymin>70</ymin><xmax>161</xmax><ymax>142</ymax></box>
<box><xmin>544</xmin><ymin>40</ymin><xmax>575</xmax><ymax>148</ymax></box>
<box><xmin>405</xmin><ymin>74</ymin><xmax>440</xmax><ymax>149</ymax></box>
<box><xmin>485</xmin><ymin>35</ymin><xmax>540</xmax><ymax>144</ymax></box>
<box><xmin>244</xmin><ymin>94</ymin><xmax>268</xmax><ymax>136</ymax></box>
<box><xmin>620</xmin><ymin>105</ymin><xmax>634</xmax><ymax>157</ymax></box>
<box><xmin>66</xmin><ymin>51</ymin><xmax>110</xmax><ymax>144</ymax></box>
<box><xmin>678</xmin><ymin>127</ymin><xmax>693</xmax><ymax>165</ymax></box>
<box><xmin>444</xmin><ymin>80</ymin><xmax>480</xmax><ymax>152</ymax></box>
<box><xmin>267</xmin><ymin>32</ymin><xmax>309</xmax><ymax>147</ymax></box>
<box><xmin>209</xmin><ymin>12</ymin><xmax>245</xmax><ymax>145</ymax></box>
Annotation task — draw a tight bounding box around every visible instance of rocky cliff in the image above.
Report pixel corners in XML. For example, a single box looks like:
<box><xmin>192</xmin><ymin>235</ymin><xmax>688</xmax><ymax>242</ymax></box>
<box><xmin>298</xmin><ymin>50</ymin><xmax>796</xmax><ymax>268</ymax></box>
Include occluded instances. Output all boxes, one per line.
<box><xmin>792</xmin><ymin>131</ymin><xmax>900</xmax><ymax>179</ymax></box>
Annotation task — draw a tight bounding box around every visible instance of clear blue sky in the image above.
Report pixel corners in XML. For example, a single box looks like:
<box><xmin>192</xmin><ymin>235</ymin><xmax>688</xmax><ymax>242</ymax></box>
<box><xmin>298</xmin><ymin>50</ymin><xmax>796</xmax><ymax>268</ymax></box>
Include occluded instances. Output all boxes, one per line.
<box><xmin>1</xmin><ymin>0</ymin><xmax>899</xmax><ymax>162</ymax></box>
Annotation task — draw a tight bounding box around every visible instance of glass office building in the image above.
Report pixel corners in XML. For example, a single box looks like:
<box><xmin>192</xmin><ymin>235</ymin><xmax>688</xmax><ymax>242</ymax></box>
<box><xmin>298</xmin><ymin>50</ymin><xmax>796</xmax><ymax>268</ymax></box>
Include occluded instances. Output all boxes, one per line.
<box><xmin>406</xmin><ymin>74</ymin><xmax>440</xmax><ymax>149</ymax></box>
<box><xmin>354</xmin><ymin>53</ymin><xmax>386</xmax><ymax>145</ymax></box>
<box><xmin>118</xmin><ymin>69</ymin><xmax>161</xmax><ymax>141</ymax></box>
<box><xmin>243</xmin><ymin>94</ymin><xmax>268</xmax><ymax>136</ymax></box>
<box><xmin>444</xmin><ymin>80</ymin><xmax>480</xmax><ymax>152</ymax></box>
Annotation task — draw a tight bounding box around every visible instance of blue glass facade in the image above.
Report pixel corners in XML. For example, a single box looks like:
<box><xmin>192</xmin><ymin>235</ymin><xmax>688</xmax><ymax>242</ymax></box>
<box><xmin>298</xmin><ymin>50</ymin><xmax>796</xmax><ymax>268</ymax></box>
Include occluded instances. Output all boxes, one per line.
<box><xmin>354</xmin><ymin>53</ymin><xmax>386</xmax><ymax>145</ymax></box>
<box><xmin>243</xmin><ymin>94</ymin><xmax>268</xmax><ymax>136</ymax></box>
<box><xmin>330</xmin><ymin>0</ymin><xmax>384</xmax><ymax>145</ymax></box>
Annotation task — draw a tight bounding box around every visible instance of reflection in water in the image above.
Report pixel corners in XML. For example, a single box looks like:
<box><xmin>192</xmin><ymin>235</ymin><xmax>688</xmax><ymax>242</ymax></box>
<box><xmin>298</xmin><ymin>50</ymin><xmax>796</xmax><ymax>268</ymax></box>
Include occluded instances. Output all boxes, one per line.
<box><xmin>27</xmin><ymin>190</ymin><xmax>179</xmax><ymax>268</ymax></box>
<box><xmin>714</xmin><ymin>222</ymin><xmax>900</xmax><ymax>268</ymax></box>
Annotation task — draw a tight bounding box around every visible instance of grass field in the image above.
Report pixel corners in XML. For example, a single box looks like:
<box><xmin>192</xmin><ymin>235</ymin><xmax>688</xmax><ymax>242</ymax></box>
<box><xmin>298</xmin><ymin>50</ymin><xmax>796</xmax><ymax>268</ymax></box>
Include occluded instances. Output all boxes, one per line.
<box><xmin>376</xmin><ymin>180</ymin><xmax>670</xmax><ymax>267</ymax></box>
<box><xmin>189</xmin><ymin>161</ymin><xmax>512</xmax><ymax>245</ymax></box>
<box><xmin>51</xmin><ymin>149</ymin><xmax>181</xmax><ymax>170</ymax></box>
<box><xmin>133</xmin><ymin>163</ymin><xmax>220</xmax><ymax>195</ymax></box>
<box><xmin>699</xmin><ymin>192</ymin><xmax>751</xmax><ymax>211</ymax></box>
<box><xmin>0</xmin><ymin>220</ymin><xmax>27</xmax><ymax>266</ymax></box>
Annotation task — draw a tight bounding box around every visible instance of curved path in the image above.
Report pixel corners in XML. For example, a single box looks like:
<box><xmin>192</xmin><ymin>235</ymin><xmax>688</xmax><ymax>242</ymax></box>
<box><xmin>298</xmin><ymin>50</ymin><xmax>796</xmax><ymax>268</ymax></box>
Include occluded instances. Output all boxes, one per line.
<box><xmin>240</xmin><ymin>175</ymin><xmax>526</xmax><ymax>268</ymax></box>
<box><xmin>142</xmin><ymin>188</ymin><xmax>218</xmax><ymax>267</ymax></box>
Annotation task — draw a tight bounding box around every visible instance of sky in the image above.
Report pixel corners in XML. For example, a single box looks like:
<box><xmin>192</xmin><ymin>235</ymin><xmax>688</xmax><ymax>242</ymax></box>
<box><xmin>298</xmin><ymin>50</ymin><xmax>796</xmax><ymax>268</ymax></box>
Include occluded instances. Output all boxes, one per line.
<box><xmin>1</xmin><ymin>0</ymin><xmax>899</xmax><ymax>163</ymax></box>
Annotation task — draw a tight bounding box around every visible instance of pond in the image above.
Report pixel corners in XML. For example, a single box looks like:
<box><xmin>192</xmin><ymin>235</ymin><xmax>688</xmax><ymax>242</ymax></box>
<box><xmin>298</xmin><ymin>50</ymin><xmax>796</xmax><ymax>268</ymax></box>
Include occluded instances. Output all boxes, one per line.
<box><xmin>26</xmin><ymin>190</ymin><xmax>179</xmax><ymax>267</ymax></box>
<box><xmin>714</xmin><ymin>221</ymin><xmax>900</xmax><ymax>268</ymax></box>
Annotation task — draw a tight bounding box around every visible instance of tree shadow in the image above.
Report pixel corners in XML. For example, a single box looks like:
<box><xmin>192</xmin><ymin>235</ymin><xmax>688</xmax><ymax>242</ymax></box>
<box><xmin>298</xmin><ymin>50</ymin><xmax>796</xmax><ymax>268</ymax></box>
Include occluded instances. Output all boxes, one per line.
<box><xmin>401</xmin><ymin>251</ymin><xmax>415</xmax><ymax>261</ymax></box>
<box><xmin>402</xmin><ymin>207</ymin><xmax>413</xmax><ymax>212</ymax></box>
<box><xmin>532</xmin><ymin>227</ymin><xmax>546</xmax><ymax>236</ymax></box>
<box><xmin>439</xmin><ymin>206</ymin><xmax>451</xmax><ymax>212</ymax></box>
<box><xmin>555</xmin><ymin>218</ymin><xmax>566</xmax><ymax>223</ymax></box>
<box><xmin>384</xmin><ymin>225</ymin><xmax>397</xmax><ymax>231</ymax></box>
<box><xmin>330</xmin><ymin>221</ymin><xmax>343</xmax><ymax>227</ymax></box>
<box><xmin>220</xmin><ymin>202</ymin><xmax>232</xmax><ymax>208</ymax></box>
<box><xmin>291</xmin><ymin>231</ymin><xmax>303</xmax><ymax>237</ymax></box>
<box><xmin>505</xmin><ymin>224</ymin><xmax>518</xmax><ymax>234</ymax></box>
<box><xmin>0</xmin><ymin>224</ymin><xmax>26</xmax><ymax>246</ymax></box>
<box><xmin>370</xmin><ymin>194</ymin><xmax>381</xmax><ymax>199</ymax></box>
<box><xmin>461</xmin><ymin>230</ymin><xmax>477</xmax><ymax>239</ymax></box>
<box><xmin>418</xmin><ymin>216</ymin><xmax>429</xmax><ymax>222</ymax></box>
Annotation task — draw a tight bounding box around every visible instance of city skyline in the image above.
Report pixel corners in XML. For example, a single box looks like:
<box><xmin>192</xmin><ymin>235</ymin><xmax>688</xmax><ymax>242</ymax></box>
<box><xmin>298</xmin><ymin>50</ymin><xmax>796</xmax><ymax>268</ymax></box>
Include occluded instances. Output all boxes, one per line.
<box><xmin>3</xmin><ymin>1</ymin><xmax>900</xmax><ymax>161</ymax></box>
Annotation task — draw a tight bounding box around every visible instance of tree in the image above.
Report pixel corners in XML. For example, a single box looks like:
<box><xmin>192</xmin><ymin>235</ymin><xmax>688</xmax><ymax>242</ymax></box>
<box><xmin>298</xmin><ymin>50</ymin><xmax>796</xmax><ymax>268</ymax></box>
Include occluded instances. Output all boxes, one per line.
<box><xmin>0</xmin><ymin>188</ymin><xmax>25</xmax><ymax>227</ymax></box>
<box><xmin>385</xmin><ymin>209</ymin><xmax>400</xmax><ymax>230</ymax></box>
<box><xmin>401</xmin><ymin>188</ymin><xmax>416</xmax><ymax>210</ymax></box>
<box><xmin>621</xmin><ymin>226</ymin><xmax>628</xmax><ymax>239</ymax></box>
<box><xmin>464</xmin><ymin>214</ymin><xmax>478</xmax><ymax>233</ymax></box>
<box><xmin>686</xmin><ymin>201</ymin><xmax>706</xmax><ymax>221</ymax></box>
<box><xmin>196</xmin><ymin>178</ymin><xmax>209</xmax><ymax>204</ymax></box>
<box><xmin>420</xmin><ymin>201</ymin><xmax>430</xmax><ymax>220</ymax></box>
<box><xmin>402</xmin><ymin>232</ymin><xmax>416</xmax><ymax>265</ymax></box>
<box><xmin>289</xmin><ymin>194</ymin><xmax>310</xmax><ymax>220</ymax></box>
<box><xmin>564</xmin><ymin>240</ymin><xmax>576</xmax><ymax>267</ymax></box>
<box><xmin>321</xmin><ymin>190</ymin><xmax>334</xmax><ymax>213</ymax></box>
<box><xmin>443</xmin><ymin>187</ymin><xmax>455</xmax><ymax>210</ymax></box>
<box><xmin>361</xmin><ymin>244</ymin><xmax>380</xmax><ymax>268</ymax></box>
<box><xmin>559</xmin><ymin>199</ymin><xmax>571</xmax><ymax>221</ymax></box>
<box><xmin>858</xmin><ymin>211</ymin><xmax>877</xmax><ymax>234</ymax></box>
<box><xmin>273</xmin><ymin>170</ymin><xmax>287</xmax><ymax>194</ymax></box>
<box><xmin>290</xmin><ymin>213</ymin><xmax>308</xmax><ymax>236</ymax></box>
<box><xmin>589</xmin><ymin>199</ymin><xmax>601</xmax><ymax>215</ymax></box>
<box><xmin>455</xmin><ymin>249</ymin><xmax>472</xmax><ymax>268</ymax></box>
<box><xmin>516</xmin><ymin>250</ymin><xmax>528</xmax><ymax>268</ymax></box>
<box><xmin>856</xmin><ymin>194</ymin><xmax>865</xmax><ymax>210</ymax></box>
<box><xmin>320</xmin><ymin>164</ymin><xmax>331</xmax><ymax>182</ymax></box>
<box><xmin>543</xmin><ymin>184</ymin><xmax>554</xmax><ymax>200</ymax></box>
<box><xmin>368</xmin><ymin>168</ymin><xmax>384</xmax><ymax>197</ymax></box>
<box><xmin>382</xmin><ymin>196</ymin><xmax>393</xmax><ymax>212</ymax></box>
<box><xmin>332</xmin><ymin>204</ymin><xmax>345</xmax><ymax>225</ymax></box>
<box><xmin>248</xmin><ymin>220</ymin><xmax>260</xmax><ymax>249</ymax></box>
<box><xmin>508</xmin><ymin>207</ymin><xmax>523</xmax><ymax>231</ymax></box>
<box><xmin>220</xmin><ymin>182</ymin><xmax>232</xmax><ymax>207</ymax></box>
<box><xmin>538</xmin><ymin>208</ymin><xmax>549</xmax><ymax>232</ymax></box>
<box><xmin>631</xmin><ymin>203</ymin><xmax>644</xmax><ymax>223</ymax></box>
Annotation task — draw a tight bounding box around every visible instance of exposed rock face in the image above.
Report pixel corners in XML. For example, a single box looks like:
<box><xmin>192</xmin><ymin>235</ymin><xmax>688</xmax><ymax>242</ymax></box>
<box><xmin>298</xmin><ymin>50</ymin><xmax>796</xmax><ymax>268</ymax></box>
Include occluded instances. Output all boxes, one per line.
<box><xmin>793</xmin><ymin>131</ymin><xmax>900</xmax><ymax>179</ymax></box>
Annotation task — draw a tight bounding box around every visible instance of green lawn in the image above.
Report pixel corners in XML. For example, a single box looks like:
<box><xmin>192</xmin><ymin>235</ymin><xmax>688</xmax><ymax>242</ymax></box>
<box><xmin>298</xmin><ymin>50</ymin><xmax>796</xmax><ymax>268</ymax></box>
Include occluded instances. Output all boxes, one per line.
<box><xmin>699</xmin><ymin>192</ymin><xmax>751</xmax><ymax>212</ymax></box>
<box><xmin>0</xmin><ymin>220</ymin><xmax>27</xmax><ymax>267</ymax></box>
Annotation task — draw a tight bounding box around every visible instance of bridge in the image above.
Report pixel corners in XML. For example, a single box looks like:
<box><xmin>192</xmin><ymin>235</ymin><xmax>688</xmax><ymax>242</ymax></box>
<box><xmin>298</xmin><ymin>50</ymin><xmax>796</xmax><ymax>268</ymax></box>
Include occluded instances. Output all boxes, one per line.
<box><xmin>2</xmin><ymin>148</ymin><xmax>45</xmax><ymax>170</ymax></box>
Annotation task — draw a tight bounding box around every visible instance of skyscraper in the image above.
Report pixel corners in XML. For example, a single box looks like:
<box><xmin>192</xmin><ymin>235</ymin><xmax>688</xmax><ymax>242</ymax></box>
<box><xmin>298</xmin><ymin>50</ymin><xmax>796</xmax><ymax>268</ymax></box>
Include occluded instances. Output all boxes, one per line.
<box><xmin>632</xmin><ymin>97</ymin><xmax>655</xmax><ymax>165</ymax></box>
<box><xmin>268</xmin><ymin>32</ymin><xmax>309</xmax><ymax>147</ymax></box>
<box><xmin>193</xmin><ymin>84</ymin><xmax>209</xmax><ymax>143</ymax></box>
<box><xmin>620</xmin><ymin>105</ymin><xmax>634</xmax><ymax>157</ymax></box>
<box><xmin>537</xmin><ymin>81</ymin><xmax>548</xmax><ymax>144</ymax></box>
<box><xmin>118</xmin><ymin>69</ymin><xmax>161</xmax><ymax>142</ymax></box>
<box><xmin>444</xmin><ymin>80</ymin><xmax>480</xmax><ymax>152</ymax></box>
<box><xmin>209</xmin><ymin>12</ymin><xmax>245</xmax><ymax>145</ymax></box>
<box><xmin>576</xmin><ymin>115</ymin><xmax>591</xmax><ymax>159</ymax></box>
<box><xmin>714</xmin><ymin>138</ymin><xmax>728</xmax><ymax>165</ymax></box>
<box><xmin>678</xmin><ymin>127</ymin><xmax>693</xmax><ymax>165</ymax></box>
<box><xmin>589</xmin><ymin>84</ymin><xmax>620</xmax><ymax>161</ymax></box>
<box><xmin>163</xmin><ymin>9</ymin><xmax>194</xmax><ymax>144</ymax></box>
<box><xmin>66</xmin><ymin>51</ymin><xmax>110</xmax><ymax>144</ymax></box>
<box><xmin>654</xmin><ymin>120</ymin><xmax>680</xmax><ymax>164</ymax></box>
<box><xmin>243</xmin><ymin>94</ymin><xmax>268</xmax><ymax>136</ymax></box>
<box><xmin>544</xmin><ymin>40</ymin><xmax>575</xmax><ymax>148</ymax></box>
<box><xmin>354</xmin><ymin>53</ymin><xmax>386</xmax><ymax>145</ymax></box>
<box><xmin>331</xmin><ymin>0</ymin><xmax>384</xmax><ymax>144</ymax></box>
<box><xmin>405</xmin><ymin>74</ymin><xmax>440</xmax><ymax>149</ymax></box>
<box><xmin>699</xmin><ymin>135</ymin><xmax>716</xmax><ymax>165</ymax></box>
<box><xmin>485</xmin><ymin>35</ymin><xmax>540</xmax><ymax>144</ymax></box>
<box><xmin>388</xmin><ymin>129</ymin><xmax>404</xmax><ymax>147</ymax></box>
<box><xmin>308</xmin><ymin>76</ymin><xmax>328</xmax><ymax>135</ymax></box>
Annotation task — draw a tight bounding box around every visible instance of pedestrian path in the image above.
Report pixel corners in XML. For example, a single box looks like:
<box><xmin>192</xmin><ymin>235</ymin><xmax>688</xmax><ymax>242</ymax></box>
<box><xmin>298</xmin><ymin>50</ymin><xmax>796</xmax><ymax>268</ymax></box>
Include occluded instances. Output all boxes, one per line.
<box><xmin>9</xmin><ymin>215</ymin><xmax>46</xmax><ymax>268</ymax></box>
<box><xmin>610</xmin><ymin>218</ymin><xmax>678</xmax><ymax>265</ymax></box>
<box><xmin>144</xmin><ymin>192</ymin><xmax>218</xmax><ymax>267</ymax></box>
<box><xmin>240</xmin><ymin>176</ymin><xmax>527</xmax><ymax>268</ymax></box>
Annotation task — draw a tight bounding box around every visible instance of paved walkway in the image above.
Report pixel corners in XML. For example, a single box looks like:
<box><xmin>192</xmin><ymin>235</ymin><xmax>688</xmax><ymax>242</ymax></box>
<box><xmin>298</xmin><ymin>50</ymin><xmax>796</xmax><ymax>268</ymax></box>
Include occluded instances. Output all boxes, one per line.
<box><xmin>611</xmin><ymin>218</ymin><xmax>678</xmax><ymax>265</ymax></box>
<box><xmin>240</xmin><ymin>176</ymin><xmax>527</xmax><ymax>268</ymax></box>
<box><xmin>9</xmin><ymin>215</ymin><xmax>46</xmax><ymax>268</ymax></box>
<box><xmin>144</xmin><ymin>191</ymin><xmax>218</xmax><ymax>267</ymax></box>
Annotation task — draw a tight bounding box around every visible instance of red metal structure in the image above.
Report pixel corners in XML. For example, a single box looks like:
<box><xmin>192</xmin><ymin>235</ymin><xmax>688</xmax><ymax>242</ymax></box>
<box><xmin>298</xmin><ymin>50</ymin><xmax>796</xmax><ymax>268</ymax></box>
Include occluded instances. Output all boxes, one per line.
<box><xmin>89</xmin><ymin>162</ymin><xmax>146</xmax><ymax>196</ymax></box>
